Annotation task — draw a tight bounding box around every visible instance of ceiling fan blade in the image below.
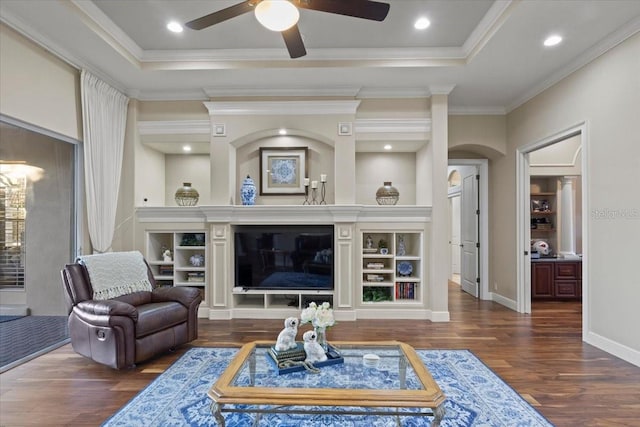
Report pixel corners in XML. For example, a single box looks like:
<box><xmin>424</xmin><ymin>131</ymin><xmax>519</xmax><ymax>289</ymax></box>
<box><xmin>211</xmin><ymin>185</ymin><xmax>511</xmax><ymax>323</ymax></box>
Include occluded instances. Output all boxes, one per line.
<box><xmin>185</xmin><ymin>1</ymin><xmax>254</xmax><ymax>30</ymax></box>
<box><xmin>282</xmin><ymin>24</ymin><xmax>307</xmax><ymax>58</ymax></box>
<box><xmin>297</xmin><ymin>0</ymin><xmax>390</xmax><ymax>21</ymax></box>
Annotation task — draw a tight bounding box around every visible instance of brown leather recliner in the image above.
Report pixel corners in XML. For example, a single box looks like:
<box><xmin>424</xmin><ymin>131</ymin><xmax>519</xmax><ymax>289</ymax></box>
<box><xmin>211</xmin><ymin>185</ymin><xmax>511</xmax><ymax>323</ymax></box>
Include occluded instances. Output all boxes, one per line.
<box><xmin>61</xmin><ymin>258</ymin><xmax>201</xmax><ymax>369</ymax></box>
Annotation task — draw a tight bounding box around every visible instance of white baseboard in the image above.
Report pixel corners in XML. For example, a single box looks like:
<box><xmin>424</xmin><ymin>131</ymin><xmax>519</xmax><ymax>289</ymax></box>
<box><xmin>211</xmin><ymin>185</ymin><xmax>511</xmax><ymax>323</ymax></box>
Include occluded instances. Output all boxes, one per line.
<box><xmin>207</xmin><ymin>309</ymin><xmax>232</xmax><ymax>320</ymax></box>
<box><xmin>490</xmin><ymin>292</ymin><xmax>517</xmax><ymax>311</ymax></box>
<box><xmin>0</xmin><ymin>305</ymin><xmax>29</xmax><ymax>316</ymax></box>
<box><xmin>585</xmin><ymin>331</ymin><xmax>640</xmax><ymax>368</ymax></box>
<box><xmin>334</xmin><ymin>310</ymin><xmax>357</xmax><ymax>321</ymax></box>
<box><xmin>430</xmin><ymin>311</ymin><xmax>451</xmax><ymax>322</ymax></box>
<box><xmin>204</xmin><ymin>307</ymin><xmax>449</xmax><ymax>321</ymax></box>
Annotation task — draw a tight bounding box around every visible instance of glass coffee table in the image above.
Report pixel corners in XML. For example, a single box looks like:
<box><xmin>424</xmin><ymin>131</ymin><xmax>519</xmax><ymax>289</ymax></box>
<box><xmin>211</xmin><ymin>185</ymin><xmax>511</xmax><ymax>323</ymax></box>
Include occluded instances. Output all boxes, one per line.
<box><xmin>208</xmin><ymin>340</ymin><xmax>446</xmax><ymax>426</ymax></box>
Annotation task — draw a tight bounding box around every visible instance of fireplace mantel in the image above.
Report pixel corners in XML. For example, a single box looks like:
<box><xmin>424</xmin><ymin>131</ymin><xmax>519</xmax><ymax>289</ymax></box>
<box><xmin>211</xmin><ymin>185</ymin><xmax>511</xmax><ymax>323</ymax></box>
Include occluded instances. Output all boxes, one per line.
<box><xmin>136</xmin><ymin>205</ymin><xmax>432</xmax><ymax>224</ymax></box>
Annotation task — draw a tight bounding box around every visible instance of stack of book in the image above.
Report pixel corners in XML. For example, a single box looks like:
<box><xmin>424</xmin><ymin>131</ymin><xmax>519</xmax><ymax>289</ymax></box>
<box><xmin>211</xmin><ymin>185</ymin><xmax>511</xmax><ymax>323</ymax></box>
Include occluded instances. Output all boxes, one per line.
<box><xmin>158</xmin><ymin>265</ymin><xmax>173</xmax><ymax>276</ymax></box>
<box><xmin>268</xmin><ymin>342</ymin><xmax>306</xmax><ymax>364</ymax></box>
<box><xmin>366</xmin><ymin>262</ymin><xmax>385</xmax><ymax>270</ymax></box>
<box><xmin>187</xmin><ymin>272</ymin><xmax>205</xmax><ymax>282</ymax></box>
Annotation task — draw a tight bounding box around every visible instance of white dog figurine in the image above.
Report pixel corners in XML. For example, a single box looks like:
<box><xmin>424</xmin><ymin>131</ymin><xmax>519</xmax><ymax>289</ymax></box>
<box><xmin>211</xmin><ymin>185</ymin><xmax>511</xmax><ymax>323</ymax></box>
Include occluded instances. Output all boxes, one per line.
<box><xmin>275</xmin><ymin>317</ymin><xmax>299</xmax><ymax>351</ymax></box>
<box><xmin>303</xmin><ymin>330</ymin><xmax>327</xmax><ymax>363</ymax></box>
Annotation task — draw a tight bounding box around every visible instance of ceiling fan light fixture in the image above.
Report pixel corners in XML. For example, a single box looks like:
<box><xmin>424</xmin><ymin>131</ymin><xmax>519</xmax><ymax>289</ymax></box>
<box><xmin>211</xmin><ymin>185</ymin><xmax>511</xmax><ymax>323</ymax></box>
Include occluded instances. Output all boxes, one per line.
<box><xmin>255</xmin><ymin>0</ymin><xmax>300</xmax><ymax>32</ymax></box>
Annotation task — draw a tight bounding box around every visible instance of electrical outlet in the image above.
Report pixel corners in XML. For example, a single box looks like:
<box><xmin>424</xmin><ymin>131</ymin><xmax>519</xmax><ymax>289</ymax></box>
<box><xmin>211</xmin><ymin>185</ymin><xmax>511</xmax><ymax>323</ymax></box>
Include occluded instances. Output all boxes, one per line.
<box><xmin>493</xmin><ymin>281</ymin><xmax>498</xmax><ymax>290</ymax></box>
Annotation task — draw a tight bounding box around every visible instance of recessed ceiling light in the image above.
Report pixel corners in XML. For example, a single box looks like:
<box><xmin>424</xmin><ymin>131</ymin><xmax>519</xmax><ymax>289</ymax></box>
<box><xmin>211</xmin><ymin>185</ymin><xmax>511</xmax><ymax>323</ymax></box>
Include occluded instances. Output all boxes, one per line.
<box><xmin>414</xmin><ymin>17</ymin><xmax>430</xmax><ymax>30</ymax></box>
<box><xmin>167</xmin><ymin>21</ymin><xmax>183</xmax><ymax>33</ymax></box>
<box><xmin>279</xmin><ymin>128</ymin><xmax>287</xmax><ymax>135</ymax></box>
<box><xmin>384</xmin><ymin>144</ymin><xmax>392</xmax><ymax>150</ymax></box>
<box><xmin>543</xmin><ymin>35</ymin><xmax>562</xmax><ymax>47</ymax></box>
<box><xmin>183</xmin><ymin>145</ymin><xmax>191</xmax><ymax>152</ymax></box>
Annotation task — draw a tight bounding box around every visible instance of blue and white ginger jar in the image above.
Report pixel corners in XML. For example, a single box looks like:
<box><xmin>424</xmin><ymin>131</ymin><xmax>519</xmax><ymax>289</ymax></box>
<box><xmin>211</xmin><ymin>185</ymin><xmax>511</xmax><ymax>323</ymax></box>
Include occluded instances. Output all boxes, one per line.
<box><xmin>240</xmin><ymin>175</ymin><xmax>256</xmax><ymax>205</ymax></box>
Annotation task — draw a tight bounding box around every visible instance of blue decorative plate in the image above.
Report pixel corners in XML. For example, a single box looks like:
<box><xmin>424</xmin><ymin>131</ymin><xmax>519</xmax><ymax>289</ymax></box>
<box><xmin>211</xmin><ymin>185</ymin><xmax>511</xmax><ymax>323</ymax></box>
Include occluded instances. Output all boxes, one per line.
<box><xmin>397</xmin><ymin>261</ymin><xmax>413</xmax><ymax>276</ymax></box>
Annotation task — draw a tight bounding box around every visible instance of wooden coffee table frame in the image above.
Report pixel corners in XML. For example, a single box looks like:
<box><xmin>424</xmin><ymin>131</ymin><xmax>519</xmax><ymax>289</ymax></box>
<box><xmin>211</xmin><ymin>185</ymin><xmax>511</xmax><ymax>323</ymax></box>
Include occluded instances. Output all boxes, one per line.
<box><xmin>208</xmin><ymin>340</ymin><xmax>446</xmax><ymax>426</ymax></box>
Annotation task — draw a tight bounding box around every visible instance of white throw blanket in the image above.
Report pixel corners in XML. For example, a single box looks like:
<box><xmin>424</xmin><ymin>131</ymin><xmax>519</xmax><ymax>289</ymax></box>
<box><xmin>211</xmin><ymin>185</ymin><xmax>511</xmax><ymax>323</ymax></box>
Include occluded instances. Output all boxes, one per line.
<box><xmin>79</xmin><ymin>251</ymin><xmax>152</xmax><ymax>300</ymax></box>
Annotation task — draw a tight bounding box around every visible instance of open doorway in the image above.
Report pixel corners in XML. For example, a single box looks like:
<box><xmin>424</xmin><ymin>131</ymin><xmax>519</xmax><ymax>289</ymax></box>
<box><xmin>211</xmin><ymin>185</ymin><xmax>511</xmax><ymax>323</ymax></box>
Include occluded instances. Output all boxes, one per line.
<box><xmin>448</xmin><ymin>169</ymin><xmax>461</xmax><ymax>285</ymax></box>
<box><xmin>516</xmin><ymin>123</ymin><xmax>587</xmax><ymax>331</ymax></box>
<box><xmin>448</xmin><ymin>159</ymin><xmax>489</xmax><ymax>300</ymax></box>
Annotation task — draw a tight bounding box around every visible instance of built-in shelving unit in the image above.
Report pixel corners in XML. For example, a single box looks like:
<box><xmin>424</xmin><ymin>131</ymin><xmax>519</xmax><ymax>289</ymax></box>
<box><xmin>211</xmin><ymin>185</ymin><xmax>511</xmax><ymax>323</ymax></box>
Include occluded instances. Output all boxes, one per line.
<box><xmin>530</xmin><ymin>177</ymin><xmax>558</xmax><ymax>255</ymax></box>
<box><xmin>137</xmin><ymin>206</ymin><xmax>433</xmax><ymax>320</ymax></box>
<box><xmin>360</xmin><ymin>231</ymin><xmax>423</xmax><ymax>305</ymax></box>
<box><xmin>231</xmin><ymin>289</ymin><xmax>333</xmax><ymax>313</ymax></box>
<box><xmin>146</xmin><ymin>231</ymin><xmax>207</xmax><ymax>303</ymax></box>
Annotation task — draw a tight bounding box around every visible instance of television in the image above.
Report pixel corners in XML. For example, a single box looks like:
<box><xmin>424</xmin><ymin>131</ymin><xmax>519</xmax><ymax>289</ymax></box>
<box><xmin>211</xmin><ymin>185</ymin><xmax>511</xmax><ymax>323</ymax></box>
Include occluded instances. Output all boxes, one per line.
<box><xmin>234</xmin><ymin>225</ymin><xmax>334</xmax><ymax>290</ymax></box>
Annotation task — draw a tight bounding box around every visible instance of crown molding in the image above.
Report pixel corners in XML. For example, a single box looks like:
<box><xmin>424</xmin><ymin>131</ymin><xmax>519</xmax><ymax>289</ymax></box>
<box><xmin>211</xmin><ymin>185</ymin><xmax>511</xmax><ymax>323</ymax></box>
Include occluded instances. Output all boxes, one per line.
<box><xmin>0</xmin><ymin>10</ymin><xmax>126</xmax><ymax>94</ymax></box>
<box><xmin>354</xmin><ymin>119</ymin><xmax>431</xmax><ymax>134</ymax></box>
<box><xmin>203</xmin><ymin>86</ymin><xmax>361</xmax><ymax>98</ymax></box>
<box><xmin>135</xmin><ymin>89</ymin><xmax>209</xmax><ymax>101</ymax></box>
<box><xmin>463</xmin><ymin>0</ymin><xmax>518</xmax><ymax>63</ymax></box>
<box><xmin>428</xmin><ymin>85</ymin><xmax>457</xmax><ymax>96</ymax></box>
<box><xmin>68</xmin><ymin>0</ymin><xmax>143</xmax><ymax>60</ymax></box>
<box><xmin>141</xmin><ymin>47</ymin><xmax>466</xmax><ymax>64</ymax></box>
<box><xmin>507</xmin><ymin>15</ymin><xmax>640</xmax><ymax>113</ymax></box>
<box><xmin>448</xmin><ymin>106</ymin><xmax>507</xmax><ymax>115</ymax></box>
<box><xmin>203</xmin><ymin>101</ymin><xmax>361</xmax><ymax>116</ymax></box>
<box><xmin>357</xmin><ymin>87</ymin><xmax>431</xmax><ymax>99</ymax></box>
<box><xmin>136</xmin><ymin>117</ymin><xmax>431</xmax><ymax>141</ymax></box>
<box><xmin>138</xmin><ymin>120</ymin><xmax>211</xmax><ymax>136</ymax></box>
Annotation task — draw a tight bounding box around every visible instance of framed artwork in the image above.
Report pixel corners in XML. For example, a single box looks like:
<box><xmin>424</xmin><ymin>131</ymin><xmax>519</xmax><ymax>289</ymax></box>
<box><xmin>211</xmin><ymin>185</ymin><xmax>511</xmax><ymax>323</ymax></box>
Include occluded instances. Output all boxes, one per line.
<box><xmin>259</xmin><ymin>147</ymin><xmax>308</xmax><ymax>195</ymax></box>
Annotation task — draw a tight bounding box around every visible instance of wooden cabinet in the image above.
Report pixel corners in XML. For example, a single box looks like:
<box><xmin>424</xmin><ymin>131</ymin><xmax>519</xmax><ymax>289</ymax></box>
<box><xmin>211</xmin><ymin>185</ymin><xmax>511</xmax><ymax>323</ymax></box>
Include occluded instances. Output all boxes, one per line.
<box><xmin>531</xmin><ymin>260</ymin><xmax>582</xmax><ymax>300</ymax></box>
<box><xmin>532</xmin><ymin>262</ymin><xmax>554</xmax><ymax>298</ymax></box>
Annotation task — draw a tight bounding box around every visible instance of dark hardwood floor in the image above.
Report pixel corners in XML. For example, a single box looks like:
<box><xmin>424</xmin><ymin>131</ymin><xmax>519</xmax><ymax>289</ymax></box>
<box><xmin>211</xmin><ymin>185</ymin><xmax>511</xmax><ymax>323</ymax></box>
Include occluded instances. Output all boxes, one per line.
<box><xmin>1</xmin><ymin>283</ymin><xmax>639</xmax><ymax>426</ymax></box>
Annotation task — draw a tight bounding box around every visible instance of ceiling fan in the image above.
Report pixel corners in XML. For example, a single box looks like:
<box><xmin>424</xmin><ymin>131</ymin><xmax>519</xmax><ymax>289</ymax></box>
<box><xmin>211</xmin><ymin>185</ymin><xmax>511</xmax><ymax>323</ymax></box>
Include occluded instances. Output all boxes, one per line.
<box><xmin>185</xmin><ymin>0</ymin><xmax>390</xmax><ymax>59</ymax></box>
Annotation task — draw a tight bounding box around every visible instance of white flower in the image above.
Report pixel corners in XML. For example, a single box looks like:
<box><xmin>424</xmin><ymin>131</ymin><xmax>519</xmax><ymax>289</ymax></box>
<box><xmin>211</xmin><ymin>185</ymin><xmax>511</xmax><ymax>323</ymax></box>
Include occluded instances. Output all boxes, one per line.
<box><xmin>300</xmin><ymin>301</ymin><xmax>335</xmax><ymax>328</ymax></box>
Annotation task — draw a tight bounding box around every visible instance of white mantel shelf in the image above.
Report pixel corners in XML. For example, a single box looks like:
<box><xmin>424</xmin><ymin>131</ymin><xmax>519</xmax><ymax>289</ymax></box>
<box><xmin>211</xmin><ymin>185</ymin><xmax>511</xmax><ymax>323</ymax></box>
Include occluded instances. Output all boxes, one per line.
<box><xmin>136</xmin><ymin>205</ymin><xmax>432</xmax><ymax>224</ymax></box>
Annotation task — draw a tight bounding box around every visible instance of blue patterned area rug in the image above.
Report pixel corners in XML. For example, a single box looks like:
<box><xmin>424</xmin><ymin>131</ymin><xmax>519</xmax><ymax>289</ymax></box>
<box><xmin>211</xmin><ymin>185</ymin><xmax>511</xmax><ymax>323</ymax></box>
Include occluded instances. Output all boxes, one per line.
<box><xmin>103</xmin><ymin>348</ymin><xmax>553</xmax><ymax>427</ymax></box>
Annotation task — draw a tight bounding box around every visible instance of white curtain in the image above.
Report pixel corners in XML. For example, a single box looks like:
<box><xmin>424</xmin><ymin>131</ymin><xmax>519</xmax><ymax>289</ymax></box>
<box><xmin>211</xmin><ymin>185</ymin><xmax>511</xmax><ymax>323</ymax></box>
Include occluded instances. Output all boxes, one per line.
<box><xmin>80</xmin><ymin>70</ymin><xmax>129</xmax><ymax>253</ymax></box>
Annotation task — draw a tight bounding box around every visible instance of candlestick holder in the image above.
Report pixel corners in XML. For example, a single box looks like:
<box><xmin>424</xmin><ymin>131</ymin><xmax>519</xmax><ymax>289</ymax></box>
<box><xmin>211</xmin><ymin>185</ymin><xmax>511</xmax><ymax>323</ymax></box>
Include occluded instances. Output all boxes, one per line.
<box><xmin>303</xmin><ymin>185</ymin><xmax>310</xmax><ymax>205</ymax></box>
<box><xmin>311</xmin><ymin>187</ymin><xmax>318</xmax><ymax>204</ymax></box>
<box><xmin>320</xmin><ymin>181</ymin><xmax>327</xmax><ymax>205</ymax></box>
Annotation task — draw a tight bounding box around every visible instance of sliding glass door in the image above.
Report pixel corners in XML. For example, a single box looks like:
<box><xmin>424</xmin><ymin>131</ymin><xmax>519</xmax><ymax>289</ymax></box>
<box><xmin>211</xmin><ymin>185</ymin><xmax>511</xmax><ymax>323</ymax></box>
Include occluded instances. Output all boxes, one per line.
<box><xmin>0</xmin><ymin>120</ymin><xmax>77</xmax><ymax>315</ymax></box>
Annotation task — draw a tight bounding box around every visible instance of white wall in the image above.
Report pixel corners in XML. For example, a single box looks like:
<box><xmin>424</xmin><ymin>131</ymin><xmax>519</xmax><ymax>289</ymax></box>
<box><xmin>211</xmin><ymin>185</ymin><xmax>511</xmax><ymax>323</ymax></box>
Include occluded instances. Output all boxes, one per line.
<box><xmin>530</xmin><ymin>134</ymin><xmax>582</xmax><ymax>176</ymax></box>
<box><xmin>236</xmin><ymin>135</ymin><xmax>335</xmax><ymax>205</ymax></box>
<box><xmin>165</xmin><ymin>154</ymin><xmax>212</xmax><ymax>206</ymax></box>
<box><xmin>496</xmin><ymin>33</ymin><xmax>640</xmax><ymax>363</ymax></box>
<box><xmin>0</xmin><ymin>24</ymin><xmax>80</xmax><ymax>140</ymax></box>
<box><xmin>356</xmin><ymin>152</ymin><xmax>417</xmax><ymax>205</ymax></box>
<box><xmin>449</xmin><ymin>115</ymin><xmax>507</xmax><ymax>158</ymax></box>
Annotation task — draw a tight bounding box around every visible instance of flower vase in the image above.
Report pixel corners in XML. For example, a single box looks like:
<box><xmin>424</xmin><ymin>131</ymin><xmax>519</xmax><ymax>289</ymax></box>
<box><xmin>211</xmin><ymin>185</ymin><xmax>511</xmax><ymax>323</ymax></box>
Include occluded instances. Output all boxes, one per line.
<box><xmin>314</xmin><ymin>325</ymin><xmax>328</xmax><ymax>352</ymax></box>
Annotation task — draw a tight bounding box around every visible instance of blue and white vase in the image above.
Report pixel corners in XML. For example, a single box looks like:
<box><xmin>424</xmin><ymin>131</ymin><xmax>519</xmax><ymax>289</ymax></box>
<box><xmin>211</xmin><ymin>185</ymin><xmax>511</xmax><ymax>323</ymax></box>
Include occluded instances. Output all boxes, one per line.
<box><xmin>240</xmin><ymin>175</ymin><xmax>256</xmax><ymax>205</ymax></box>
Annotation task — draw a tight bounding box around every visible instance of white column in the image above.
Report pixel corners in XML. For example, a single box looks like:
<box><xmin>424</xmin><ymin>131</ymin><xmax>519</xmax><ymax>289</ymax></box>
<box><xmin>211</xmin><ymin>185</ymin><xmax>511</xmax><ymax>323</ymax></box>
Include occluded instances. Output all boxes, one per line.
<box><xmin>559</xmin><ymin>176</ymin><xmax>576</xmax><ymax>256</ymax></box>
<box><xmin>204</xmin><ymin>103</ymin><xmax>235</xmax><ymax>205</ymax></box>
<box><xmin>429</xmin><ymin>86</ymin><xmax>454</xmax><ymax>321</ymax></box>
<box><xmin>334</xmin><ymin>123</ymin><xmax>356</xmax><ymax>204</ymax></box>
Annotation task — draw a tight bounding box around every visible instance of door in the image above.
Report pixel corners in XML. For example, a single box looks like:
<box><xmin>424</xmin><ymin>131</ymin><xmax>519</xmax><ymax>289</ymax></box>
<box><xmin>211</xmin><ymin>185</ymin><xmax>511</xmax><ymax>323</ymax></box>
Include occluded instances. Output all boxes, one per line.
<box><xmin>450</xmin><ymin>195</ymin><xmax>461</xmax><ymax>278</ymax></box>
<box><xmin>461</xmin><ymin>168</ymin><xmax>479</xmax><ymax>297</ymax></box>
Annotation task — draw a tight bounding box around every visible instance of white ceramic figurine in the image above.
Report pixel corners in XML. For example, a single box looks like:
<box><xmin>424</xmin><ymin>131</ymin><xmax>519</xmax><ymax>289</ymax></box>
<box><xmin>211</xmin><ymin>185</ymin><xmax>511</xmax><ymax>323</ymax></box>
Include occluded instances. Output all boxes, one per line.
<box><xmin>275</xmin><ymin>317</ymin><xmax>299</xmax><ymax>351</ymax></box>
<box><xmin>303</xmin><ymin>330</ymin><xmax>328</xmax><ymax>363</ymax></box>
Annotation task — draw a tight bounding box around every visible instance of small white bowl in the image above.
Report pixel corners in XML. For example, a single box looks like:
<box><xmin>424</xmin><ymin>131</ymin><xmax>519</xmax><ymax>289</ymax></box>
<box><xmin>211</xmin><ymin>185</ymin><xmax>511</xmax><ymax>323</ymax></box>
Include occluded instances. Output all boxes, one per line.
<box><xmin>362</xmin><ymin>353</ymin><xmax>380</xmax><ymax>368</ymax></box>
